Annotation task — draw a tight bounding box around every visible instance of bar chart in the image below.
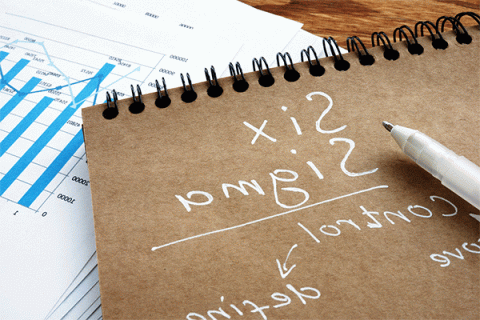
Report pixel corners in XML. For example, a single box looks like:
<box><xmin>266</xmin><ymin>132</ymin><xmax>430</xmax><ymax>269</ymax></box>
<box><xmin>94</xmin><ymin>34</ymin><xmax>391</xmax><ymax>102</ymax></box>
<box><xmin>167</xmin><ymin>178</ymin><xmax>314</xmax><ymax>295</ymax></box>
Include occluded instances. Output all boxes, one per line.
<box><xmin>0</xmin><ymin>37</ymin><xmax>125</xmax><ymax>319</ymax></box>
<box><xmin>0</xmin><ymin>2</ymin><xmax>243</xmax><ymax>317</ymax></box>
<box><xmin>0</xmin><ymin>49</ymin><xmax>114</xmax><ymax>211</ymax></box>
<box><xmin>0</xmin><ymin>20</ymin><xmax>168</xmax><ymax>218</ymax></box>
<box><xmin>1</xmin><ymin>55</ymin><xmax>114</xmax><ymax>209</ymax></box>
<box><xmin>0</xmin><ymin>31</ymin><xmax>163</xmax><ymax>319</ymax></box>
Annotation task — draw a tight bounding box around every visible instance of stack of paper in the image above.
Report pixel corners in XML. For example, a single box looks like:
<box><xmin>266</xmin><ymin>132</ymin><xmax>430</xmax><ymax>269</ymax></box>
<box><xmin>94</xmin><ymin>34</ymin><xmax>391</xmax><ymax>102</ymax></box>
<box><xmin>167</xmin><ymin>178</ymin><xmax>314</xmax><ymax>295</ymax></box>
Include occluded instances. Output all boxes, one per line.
<box><xmin>0</xmin><ymin>0</ymin><xmax>331</xmax><ymax>318</ymax></box>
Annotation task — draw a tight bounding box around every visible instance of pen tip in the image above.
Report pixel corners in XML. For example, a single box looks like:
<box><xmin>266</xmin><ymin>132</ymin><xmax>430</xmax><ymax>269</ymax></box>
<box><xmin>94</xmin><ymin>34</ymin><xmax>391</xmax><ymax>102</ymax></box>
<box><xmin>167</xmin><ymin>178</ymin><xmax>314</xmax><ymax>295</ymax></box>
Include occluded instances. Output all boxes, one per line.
<box><xmin>382</xmin><ymin>121</ymin><xmax>394</xmax><ymax>132</ymax></box>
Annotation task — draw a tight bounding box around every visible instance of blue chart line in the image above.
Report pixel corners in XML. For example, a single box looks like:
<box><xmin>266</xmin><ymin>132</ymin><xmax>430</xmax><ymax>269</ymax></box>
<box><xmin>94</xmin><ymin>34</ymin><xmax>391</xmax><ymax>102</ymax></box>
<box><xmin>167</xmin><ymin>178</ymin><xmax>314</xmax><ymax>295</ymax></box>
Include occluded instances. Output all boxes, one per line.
<box><xmin>0</xmin><ymin>77</ymin><xmax>41</xmax><ymax>121</ymax></box>
<box><xmin>0</xmin><ymin>96</ymin><xmax>54</xmax><ymax>157</ymax></box>
<box><xmin>0</xmin><ymin>63</ymin><xmax>115</xmax><ymax>199</ymax></box>
<box><xmin>0</xmin><ymin>37</ymin><xmax>140</xmax><ymax>209</ymax></box>
<box><xmin>19</xmin><ymin>129</ymin><xmax>84</xmax><ymax>207</ymax></box>
<box><xmin>0</xmin><ymin>50</ymin><xmax>96</xmax><ymax>96</ymax></box>
<box><xmin>29</xmin><ymin>77</ymin><xmax>94</xmax><ymax>94</ymax></box>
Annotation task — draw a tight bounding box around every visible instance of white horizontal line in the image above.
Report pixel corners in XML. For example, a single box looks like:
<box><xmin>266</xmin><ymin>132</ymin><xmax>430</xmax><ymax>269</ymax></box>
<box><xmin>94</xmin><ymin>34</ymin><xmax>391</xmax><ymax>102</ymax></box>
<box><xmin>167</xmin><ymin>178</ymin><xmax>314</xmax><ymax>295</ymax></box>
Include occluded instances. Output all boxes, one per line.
<box><xmin>151</xmin><ymin>185</ymin><xmax>389</xmax><ymax>251</ymax></box>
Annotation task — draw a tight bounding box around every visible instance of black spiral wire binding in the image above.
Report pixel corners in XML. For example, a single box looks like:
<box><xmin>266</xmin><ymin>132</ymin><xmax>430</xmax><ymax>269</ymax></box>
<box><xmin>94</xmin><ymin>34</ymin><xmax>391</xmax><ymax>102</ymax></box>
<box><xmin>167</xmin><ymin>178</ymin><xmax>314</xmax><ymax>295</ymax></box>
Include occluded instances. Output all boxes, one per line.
<box><xmin>455</xmin><ymin>12</ymin><xmax>480</xmax><ymax>27</ymax></box>
<box><xmin>346</xmin><ymin>36</ymin><xmax>375</xmax><ymax>66</ymax></box>
<box><xmin>101</xmin><ymin>12</ymin><xmax>477</xmax><ymax>120</ymax></box>
<box><xmin>180</xmin><ymin>73</ymin><xmax>197</xmax><ymax>103</ymax></box>
<box><xmin>437</xmin><ymin>15</ymin><xmax>472</xmax><ymax>44</ymax></box>
<box><xmin>393</xmin><ymin>25</ymin><xmax>424</xmax><ymax>55</ymax></box>
<box><xmin>323</xmin><ymin>37</ymin><xmax>350</xmax><ymax>71</ymax></box>
<box><xmin>276</xmin><ymin>52</ymin><xmax>300</xmax><ymax>82</ymax></box>
<box><xmin>371</xmin><ymin>31</ymin><xmax>400</xmax><ymax>60</ymax></box>
<box><xmin>415</xmin><ymin>21</ymin><xmax>448</xmax><ymax>50</ymax></box>
<box><xmin>252</xmin><ymin>57</ymin><xmax>275</xmax><ymax>87</ymax></box>
<box><xmin>301</xmin><ymin>45</ymin><xmax>325</xmax><ymax>76</ymax></box>
<box><xmin>229</xmin><ymin>62</ymin><xmax>249</xmax><ymax>93</ymax></box>
<box><xmin>205</xmin><ymin>66</ymin><xmax>223</xmax><ymax>98</ymax></box>
<box><xmin>103</xmin><ymin>90</ymin><xmax>119</xmax><ymax>120</ymax></box>
<box><xmin>129</xmin><ymin>84</ymin><xmax>145</xmax><ymax>114</ymax></box>
<box><xmin>155</xmin><ymin>78</ymin><xmax>171</xmax><ymax>109</ymax></box>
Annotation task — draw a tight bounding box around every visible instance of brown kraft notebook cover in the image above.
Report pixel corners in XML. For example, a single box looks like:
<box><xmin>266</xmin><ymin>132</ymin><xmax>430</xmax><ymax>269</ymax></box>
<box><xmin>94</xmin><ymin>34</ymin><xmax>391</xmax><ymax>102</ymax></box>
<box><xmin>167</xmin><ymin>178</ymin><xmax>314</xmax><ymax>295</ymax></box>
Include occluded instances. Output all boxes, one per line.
<box><xmin>82</xmin><ymin>18</ymin><xmax>479</xmax><ymax>319</ymax></box>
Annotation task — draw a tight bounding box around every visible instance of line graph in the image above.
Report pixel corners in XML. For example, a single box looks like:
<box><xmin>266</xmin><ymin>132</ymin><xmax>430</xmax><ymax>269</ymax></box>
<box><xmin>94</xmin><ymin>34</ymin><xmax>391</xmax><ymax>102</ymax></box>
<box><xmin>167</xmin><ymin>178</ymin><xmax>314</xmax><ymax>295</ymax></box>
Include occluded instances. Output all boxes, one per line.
<box><xmin>0</xmin><ymin>2</ymin><xmax>243</xmax><ymax>318</ymax></box>
<box><xmin>0</xmin><ymin>47</ymin><xmax>114</xmax><ymax>209</ymax></box>
<box><xmin>1</xmin><ymin>58</ymin><xmax>114</xmax><ymax>207</ymax></box>
<box><xmin>0</xmin><ymin>34</ymin><xmax>153</xmax><ymax>212</ymax></box>
<box><xmin>0</xmin><ymin>39</ymin><xmax>138</xmax><ymax>101</ymax></box>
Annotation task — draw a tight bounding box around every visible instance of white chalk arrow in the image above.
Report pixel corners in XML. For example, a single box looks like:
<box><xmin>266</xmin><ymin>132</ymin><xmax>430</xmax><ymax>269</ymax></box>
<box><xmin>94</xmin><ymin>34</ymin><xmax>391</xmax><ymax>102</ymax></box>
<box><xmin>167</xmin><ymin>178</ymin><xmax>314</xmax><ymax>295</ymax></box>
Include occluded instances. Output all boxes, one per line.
<box><xmin>276</xmin><ymin>244</ymin><xmax>298</xmax><ymax>279</ymax></box>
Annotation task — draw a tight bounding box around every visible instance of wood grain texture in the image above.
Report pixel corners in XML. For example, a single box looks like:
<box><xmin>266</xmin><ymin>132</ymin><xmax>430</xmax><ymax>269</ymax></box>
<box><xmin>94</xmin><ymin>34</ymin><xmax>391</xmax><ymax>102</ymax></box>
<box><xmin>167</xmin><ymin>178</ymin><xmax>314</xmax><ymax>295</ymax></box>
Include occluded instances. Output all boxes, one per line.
<box><xmin>239</xmin><ymin>0</ymin><xmax>480</xmax><ymax>47</ymax></box>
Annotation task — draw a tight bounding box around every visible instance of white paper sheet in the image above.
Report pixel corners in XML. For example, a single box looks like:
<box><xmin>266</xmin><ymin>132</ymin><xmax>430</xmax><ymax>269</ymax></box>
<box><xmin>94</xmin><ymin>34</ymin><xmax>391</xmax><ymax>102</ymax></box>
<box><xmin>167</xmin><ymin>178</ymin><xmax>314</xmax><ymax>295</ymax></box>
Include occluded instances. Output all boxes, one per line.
<box><xmin>0</xmin><ymin>1</ymin><xmax>319</xmax><ymax>318</ymax></box>
<box><xmin>45</xmin><ymin>255</ymin><xmax>98</xmax><ymax>320</ymax></box>
<box><xmin>87</xmin><ymin>0</ymin><xmax>304</xmax><ymax>74</ymax></box>
<box><xmin>0</xmin><ymin>1</ymin><xmax>241</xmax><ymax>319</ymax></box>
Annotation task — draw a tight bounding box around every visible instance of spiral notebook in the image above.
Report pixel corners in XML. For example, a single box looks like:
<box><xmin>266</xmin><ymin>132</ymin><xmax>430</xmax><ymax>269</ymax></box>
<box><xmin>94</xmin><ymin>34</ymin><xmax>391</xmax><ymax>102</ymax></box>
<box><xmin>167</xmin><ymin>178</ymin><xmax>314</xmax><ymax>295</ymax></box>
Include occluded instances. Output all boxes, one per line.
<box><xmin>82</xmin><ymin>14</ymin><xmax>479</xmax><ymax>319</ymax></box>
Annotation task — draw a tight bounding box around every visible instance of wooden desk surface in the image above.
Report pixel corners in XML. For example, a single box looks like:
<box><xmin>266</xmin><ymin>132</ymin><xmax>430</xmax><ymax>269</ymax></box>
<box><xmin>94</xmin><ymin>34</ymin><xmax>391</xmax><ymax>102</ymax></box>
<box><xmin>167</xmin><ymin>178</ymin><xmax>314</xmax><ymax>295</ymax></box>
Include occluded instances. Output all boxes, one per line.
<box><xmin>240</xmin><ymin>0</ymin><xmax>480</xmax><ymax>48</ymax></box>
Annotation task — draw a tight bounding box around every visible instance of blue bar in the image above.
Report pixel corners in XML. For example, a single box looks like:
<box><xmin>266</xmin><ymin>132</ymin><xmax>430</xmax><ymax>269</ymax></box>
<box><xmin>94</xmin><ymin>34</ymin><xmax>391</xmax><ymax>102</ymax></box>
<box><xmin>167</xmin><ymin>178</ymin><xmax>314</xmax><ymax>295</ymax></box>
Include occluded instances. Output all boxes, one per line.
<box><xmin>19</xmin><ymin>129</ymin><xmax>84</xmax><ymax>207</ymax></box>
<box><xmin>0</xmin><ymin>63</ymin><xmax>114</xmax><ymax>198</ymax></box>
<box><xmin>0</xmin><ymin>59</ymin><xmax>29</xmax><ymax>88</ymax></box>
<box><xmin>0</xmin><ymin>51</ymin><xmax>8</xmax><ymax>63</ymax></box>
<box><xmin>0</xmin><ymin>96</ymin><xmax>54</xmax><ymax>157</ymax></box>
<box><xmin>0</xmin><ymin>77</ymin><xmax>41</xmax><ymax>121</ymax></box>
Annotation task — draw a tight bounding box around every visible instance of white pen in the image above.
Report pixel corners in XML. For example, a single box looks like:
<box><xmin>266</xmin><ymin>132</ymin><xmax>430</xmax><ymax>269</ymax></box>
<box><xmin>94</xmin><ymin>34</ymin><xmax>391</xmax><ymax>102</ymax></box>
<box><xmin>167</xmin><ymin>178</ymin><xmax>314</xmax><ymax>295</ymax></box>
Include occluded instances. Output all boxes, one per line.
<box><xmin>382</xmin><ymin>121</ymin><xmax>480</xmax><ymax>210</ymax></box>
